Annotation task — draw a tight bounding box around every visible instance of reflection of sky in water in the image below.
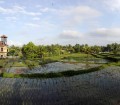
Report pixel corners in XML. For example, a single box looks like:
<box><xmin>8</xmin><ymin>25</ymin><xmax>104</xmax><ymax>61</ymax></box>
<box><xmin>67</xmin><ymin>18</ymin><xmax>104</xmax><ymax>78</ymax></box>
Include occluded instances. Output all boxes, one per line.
<box><xmin>6</xmin><ymin>58</ymin><xmax>110</xmax><ymax>74</ymax></box>
<box><xmin>29</xmin><ymin>62</ymin><xmax>100</xmax><ymax>73</ymax></box>
<box><xmin>0</xmin><ymin>66</ymin><xmax>120</xmax><ymax>105</ymax></box>
<box><xmin>7</xmin><ymin>62</ymin><xmax>100</xmax><ymax>74</ymax></box>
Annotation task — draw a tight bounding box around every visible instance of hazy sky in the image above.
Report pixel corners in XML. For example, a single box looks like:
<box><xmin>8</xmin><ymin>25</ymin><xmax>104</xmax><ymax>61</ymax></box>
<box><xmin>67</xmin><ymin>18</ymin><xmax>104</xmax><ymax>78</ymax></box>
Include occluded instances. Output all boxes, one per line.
<box><xmin>0</xmin><ymin>0</ymin><xmax>120</xmax><ymax>46</ymax></box>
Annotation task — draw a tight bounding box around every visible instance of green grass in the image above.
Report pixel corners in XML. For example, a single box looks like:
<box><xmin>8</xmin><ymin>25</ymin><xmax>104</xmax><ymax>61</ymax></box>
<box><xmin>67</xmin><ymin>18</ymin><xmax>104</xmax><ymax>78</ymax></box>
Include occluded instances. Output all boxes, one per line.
<box><xmin>93</xmin><ymin>53</ymin><xmax>120</xmax><ymax>62</ymax></box>
<box><xmin>2</xmin><ymin>72</ymin><xmax>21</xmax><ymax>78</ymax></box>
<box><xmin>0</xmin><ymin>59</ymin><xmax>9</xmax><ymax>68</ymax></box>
<box><xmin>1</xmin><ymin>58</ymin><xmax>120</xmax><ymax>79</ymax></box>
<box><xmin>0</xmin><ymin>53</ymin><xmax>103</xmax><ymax>67</ymax></box>
<box><xmin>107</xmin><ymin>62</ymin><xmax>120</xmax><ymax>66</ymax></box>
<box><xmin>1</xmin><ymin>53</ymin><xmax>119</xmax><ymax>79</ymax></box>
<box><xmin>45</xmin><ymin>53</ymin><xmax>92</xmax><ymax>60</ymax></box>
<box><xmin>12</xmin><ymin>62</ymin><xmax>27</xmax><ymax>67</ymax></box>
<box><xmin>43</xmin><ymin>53</ymin><xmax>95</xmax><ymax>64</ymax></box>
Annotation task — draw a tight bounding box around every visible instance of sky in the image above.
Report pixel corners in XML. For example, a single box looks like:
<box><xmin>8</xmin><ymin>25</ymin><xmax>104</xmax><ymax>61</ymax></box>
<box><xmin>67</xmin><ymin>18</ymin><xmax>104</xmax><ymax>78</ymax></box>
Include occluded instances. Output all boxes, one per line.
<box><xmin>0</xmin><ymin>0</ymin><xmax>120</xmax><ymax>46</ymax></box>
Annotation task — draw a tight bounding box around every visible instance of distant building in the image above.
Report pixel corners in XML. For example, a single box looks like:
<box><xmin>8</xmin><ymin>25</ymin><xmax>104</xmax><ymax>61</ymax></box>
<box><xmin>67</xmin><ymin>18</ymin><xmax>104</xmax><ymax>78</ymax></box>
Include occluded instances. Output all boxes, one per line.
<box><xmin>0</xmin><ymin>35</ymin><xmax>8</xmax><ymax>58</ymax></box>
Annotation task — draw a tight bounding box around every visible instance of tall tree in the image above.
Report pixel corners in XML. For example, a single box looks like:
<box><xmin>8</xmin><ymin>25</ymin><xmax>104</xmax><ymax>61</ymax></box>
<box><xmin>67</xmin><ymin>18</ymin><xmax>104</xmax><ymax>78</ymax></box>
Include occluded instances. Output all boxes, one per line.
<box><xmin>22</xmin><ymin>42</ymin><xmax>38</xmax><ymax>59</ymax></box>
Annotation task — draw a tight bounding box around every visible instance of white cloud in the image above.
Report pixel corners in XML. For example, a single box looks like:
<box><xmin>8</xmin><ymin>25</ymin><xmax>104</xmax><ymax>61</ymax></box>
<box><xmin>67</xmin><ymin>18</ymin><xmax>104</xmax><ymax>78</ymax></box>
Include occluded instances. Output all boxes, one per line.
<box><xmin>25</xmin><ymin>23</ymin><xmax>40</xmax><ymax>28</ymax></box>
<box><xmin>40</xmin><ymin>7</ymin><xmax>56</xmax><ymax>12</ymax></box>
<box><xmin>95</xmin><ymin>0</ymin><xmax>120</xmax><ymax>12</ymax></box>
<box><xmin>54</xmin><ymin>5</ymin><xmax>101</xmax><ymax>28</ymax></box>
<box><xmin>25</xmin><ymin>21</ymin><xmax>55</xmax><ymax>29</ymax></box>
<box><xmin>90</xmin><ymin>27</ymin><xmax>120</xmax><ymax>37</ymax></box>
<box><xmin>103</xmin><ymin>0</ymin><xmax>120</xmax><ymax>11</ymax></box>
<box><xmin>5</xmin><ymin>16</ymin><xmax>17</xmax><ymax>22</ymax></box>
<box><xmin>24</xmin><ymin>11</ymin><xmax>41</xmax><ymax>16</ymax></box>
<box><xmin>0</xmin><ymin>5</ymin><xmax>41</xmax><ymax>16</ymax></box>
<box><xmin>40</xmin><ymin>7</ymin><xmax>49</xmax><ymax>12</ymax></box>
<box><xmin>59</xmin><ymin>6</ymin><xmax>100</xmax><ymax>17</ymax></box>
<box><xmin>59</xmin><ymin>30</ymin><xmax>82</xmax><ymax>39</ymax></box>
<box><xmin>0</xmin><ymin>5</ymin><xmax>24</xmax><ymax>14</ymax></box>
<box><xmin>36</xmin><ymin>5</ymin><xmax>56</xmax><ymax>13</ymax></box>
<box><xmin>32</xmin><ymin>17</ymin><xmax>40</xmax><ymax>21</ymax></box>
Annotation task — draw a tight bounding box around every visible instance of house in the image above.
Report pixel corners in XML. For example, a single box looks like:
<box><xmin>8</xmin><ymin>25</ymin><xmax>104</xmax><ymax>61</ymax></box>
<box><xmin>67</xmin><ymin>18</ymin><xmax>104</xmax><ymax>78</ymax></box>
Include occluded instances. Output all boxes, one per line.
<box><xmin>0</xmin><ymin>35</ymin><xmax>8</xmax><ymax>58</ymax></box>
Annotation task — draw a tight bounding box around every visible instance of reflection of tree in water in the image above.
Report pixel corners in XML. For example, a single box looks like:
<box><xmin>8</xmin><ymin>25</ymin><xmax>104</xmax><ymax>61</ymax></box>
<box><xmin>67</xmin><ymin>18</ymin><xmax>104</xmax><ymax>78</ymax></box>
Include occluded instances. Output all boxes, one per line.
<box><xmin>85</xmin><ymin>53</ymin><xmax>90</xmax><ymax>69</ymax></box>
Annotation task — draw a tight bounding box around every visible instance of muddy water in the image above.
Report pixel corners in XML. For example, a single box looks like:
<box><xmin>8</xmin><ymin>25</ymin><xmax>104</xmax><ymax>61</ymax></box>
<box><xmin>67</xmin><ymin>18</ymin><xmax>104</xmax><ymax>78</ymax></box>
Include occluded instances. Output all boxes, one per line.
<box><xmin>0</xmin><ymin>66</ymin><xmax>120</xmax><ymax>105</ymax></box>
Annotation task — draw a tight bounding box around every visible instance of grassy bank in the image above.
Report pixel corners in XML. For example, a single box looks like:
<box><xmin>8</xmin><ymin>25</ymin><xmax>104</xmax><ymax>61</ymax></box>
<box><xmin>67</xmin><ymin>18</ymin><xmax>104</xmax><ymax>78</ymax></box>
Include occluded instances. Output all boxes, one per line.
<box><xmin>1</xmin><ymin>61</ymin><xmax>120</xmax><ymax>79</ymax></box>
<box><xmin>93</xmin><ymin>53</ymin><xmax>120</xmax><ymax>62</ymax></box>
<box><xmin>1</xmin><ymin>65</ymin><xmax>104</xmax><ymax>79</ymax></box>
<box><xmin>0</xmin><ymin>53</ymin><xmax>119</xmax><ymax>79</ymax></box>
<box><xmin>0</xmin><ymin>53</ymin><xmax>99</xmax><ymax>68</ymax></box>
<box><xmin>44</xmin><ymin>53</ymin><xmax>93</xmax><ymax>61</ymax></box>
<box><xmin>41</xmin><ymin>53</ymin><xmax>97</xmax><ymax>65</ymax></box>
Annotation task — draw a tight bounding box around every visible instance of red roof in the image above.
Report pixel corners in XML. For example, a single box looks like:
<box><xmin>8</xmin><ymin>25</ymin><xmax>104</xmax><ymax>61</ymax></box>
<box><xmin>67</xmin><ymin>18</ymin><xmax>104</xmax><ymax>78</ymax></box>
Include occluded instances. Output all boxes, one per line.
<box><xmin>1</xmin><ymin>35</ymin><xmax>7</xmax><ymax>38</ymax></box>
<box><xmin>0</xmin><ymin>41</ymin><xmax>7</xmax><ymax>47</ymax></box>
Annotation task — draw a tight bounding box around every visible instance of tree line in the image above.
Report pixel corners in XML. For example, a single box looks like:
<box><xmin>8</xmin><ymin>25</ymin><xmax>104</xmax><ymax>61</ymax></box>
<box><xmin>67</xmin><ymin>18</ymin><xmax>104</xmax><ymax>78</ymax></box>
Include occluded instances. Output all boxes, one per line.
<box><xmin>8</xmin><ymin>42</ymin><xmax>120</xmax><ymax>59</ymax></box>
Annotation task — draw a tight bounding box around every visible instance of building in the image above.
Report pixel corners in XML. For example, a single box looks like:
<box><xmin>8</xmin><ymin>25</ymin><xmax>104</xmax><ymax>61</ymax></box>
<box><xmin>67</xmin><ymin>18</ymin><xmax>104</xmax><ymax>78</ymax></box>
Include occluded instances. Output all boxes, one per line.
<box><xmin>0</xmin><ymin>35</ymin><xmax>8</xmax><ymax>58</ymax></box>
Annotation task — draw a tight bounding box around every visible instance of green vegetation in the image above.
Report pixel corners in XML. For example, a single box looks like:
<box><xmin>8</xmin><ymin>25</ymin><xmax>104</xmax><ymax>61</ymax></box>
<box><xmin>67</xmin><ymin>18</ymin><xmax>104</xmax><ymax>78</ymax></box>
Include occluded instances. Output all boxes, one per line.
<box><xmin>93</xmin><ymin>53</ymin><xmax>120</xmax><ymax>62</ymax></box>
<box><xmin>8</xmin><ymin>45</ymin><xmax>22</xmax><ymax>57</ymax></box>
<box><xmin>12</xmin><ymin>62</ymin><xmax>27</xmax><ymax>67</ymax></box>
<box><xmin>0</xmin><ymin>59</ymin><xmax>8</xmax><ymax>68</ymax></box>
<box><xmin>7</xmin><ymin>42</ymin><xmax>120</xmax><ymax>60</ymax></box>
<box><xmin>2</xmin><ymin>61</ymin><xmax>120</xmax><ymax>79</ymax></box>
<box><xmin>7</xmin><ymin>42</ymin><xmax>120</xmax><ymax>63</ymax></box>
<box><xmin>44</xmin><ymin>53</ymin><xmax>92</xmax><ymax>61</ymax></box>
<box><xmin>0</xmin><ymin>42</ymin><xmax>119</xmax><ymax>78</ymax></box>
<box><xmin>24</xmin><ymin>60</ymin><xmax>40</xmax><ymax>69</ymax></box>
<box><xmin>21</xmin><ymin>43</ymin><xmax>103</xmax><ymax>59</ymax></box>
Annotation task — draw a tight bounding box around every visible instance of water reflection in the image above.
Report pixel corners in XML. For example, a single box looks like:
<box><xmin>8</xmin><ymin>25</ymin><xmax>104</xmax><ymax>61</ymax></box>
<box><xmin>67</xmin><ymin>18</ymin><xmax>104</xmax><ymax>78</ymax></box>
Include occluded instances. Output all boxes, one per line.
<box><xmin>0</xmin><ymin>66</ymin><xmax>120</xmax><ymax>105</ymax></box>
<box><xmin>7</xmin><ymin>62</ymin><xmax>100</xmax><ymax>74</ymax></box>
<box><xmin>6</xmin><ymin>58</ymin><xmax>110</xmax><ymax>74</ymax></box>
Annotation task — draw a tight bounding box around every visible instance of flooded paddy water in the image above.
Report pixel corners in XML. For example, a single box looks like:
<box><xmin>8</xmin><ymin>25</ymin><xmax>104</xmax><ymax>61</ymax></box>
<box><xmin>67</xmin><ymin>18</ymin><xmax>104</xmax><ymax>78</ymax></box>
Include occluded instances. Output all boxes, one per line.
<box><xmin>1</xmin><ymin>58</ymin><xmax>120</xmax><ymax>105</ymax></box>
<box><xmin>6</xmin><ymin>58</ymin><xmax>110</xmax><ymax>74</ymax></box>
<box><xmin>0</xmin><ymin>66</ymin><xmax>120</xmax><ymax>105</ymax></box>
<box><xmin>6</xmin><ymin>62</ymin><xmax>100</xmax><ymax>74</ymax></box>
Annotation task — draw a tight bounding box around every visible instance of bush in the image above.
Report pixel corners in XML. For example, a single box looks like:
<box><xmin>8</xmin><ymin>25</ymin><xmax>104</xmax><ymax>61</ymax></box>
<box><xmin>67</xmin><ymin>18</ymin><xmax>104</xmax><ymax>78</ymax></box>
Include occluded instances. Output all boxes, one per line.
<box><xmin>24</xmin><ymin>60</ymin><xmax>39</xmax><ymax>69</ymax></box>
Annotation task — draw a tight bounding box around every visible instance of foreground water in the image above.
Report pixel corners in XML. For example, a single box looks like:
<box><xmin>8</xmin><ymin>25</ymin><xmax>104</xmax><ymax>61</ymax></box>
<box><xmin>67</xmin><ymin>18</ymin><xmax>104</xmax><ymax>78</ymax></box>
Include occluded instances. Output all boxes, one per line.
<box><xmin>0</xmin><ymin>66</ymin><xmax>120</xmax><ymax>105</ymax></box>
<box><xmin>6</xmin><ymin>62</ymin><xmax>102</xmax><ymax>74</ymax></box>
<box><xmin>6</xmin><ymin>58</ymin><xmax>110</xmax><ymax>74</ymax></box>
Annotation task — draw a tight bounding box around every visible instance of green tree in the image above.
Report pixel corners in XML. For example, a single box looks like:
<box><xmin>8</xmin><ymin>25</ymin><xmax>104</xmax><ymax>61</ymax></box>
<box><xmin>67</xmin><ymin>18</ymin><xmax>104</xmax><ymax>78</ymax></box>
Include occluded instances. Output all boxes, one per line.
<box><xmin>22</xmin><ymin>42</ymin><xmax>38</xmax><ymax>59</ymax></box>
<box><xmin>37</xmin><ymin>45</ymin><xmax>46</xmax><ymax>58</ymax></box>
<box><xmin>8</xmin><ymin>45</ymin><xmax>22</xmax><ymax>57</ymax></box>
<box><xmin>111</xmin><ymin>43</ymin><xmax>120</xmax><ymax>55</ymax></box>
<box><xmin>91</xmin><ymin>45</ymin><xmax>101</xmax><ymax>54</ymax></box>
<box><xmin>73</xmin><ymin>44</ymin><xmax>81</xmax><ymax>53</ymax></box>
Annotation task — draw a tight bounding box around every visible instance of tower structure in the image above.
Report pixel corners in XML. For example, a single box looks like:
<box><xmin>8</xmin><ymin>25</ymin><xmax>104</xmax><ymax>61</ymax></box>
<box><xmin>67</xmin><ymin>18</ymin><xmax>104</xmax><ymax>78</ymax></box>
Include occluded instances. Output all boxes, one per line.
<box><xmin>1</xmin><ymin>35</ymin><xmax>7</xmax><ymax>45</ymax></box>
<box><xmin>0</xmin><ymin>35</ymin><xmax>8</xmax><ymax>58</ymax></box>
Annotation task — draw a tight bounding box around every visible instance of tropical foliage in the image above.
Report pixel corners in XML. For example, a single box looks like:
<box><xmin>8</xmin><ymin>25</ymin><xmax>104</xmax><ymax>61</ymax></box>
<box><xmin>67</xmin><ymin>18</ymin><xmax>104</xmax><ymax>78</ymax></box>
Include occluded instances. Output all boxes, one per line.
<box><xmin>7</xmin><ymin>42</ymin><xmax>120</xmax><ymax>59</ymax></box>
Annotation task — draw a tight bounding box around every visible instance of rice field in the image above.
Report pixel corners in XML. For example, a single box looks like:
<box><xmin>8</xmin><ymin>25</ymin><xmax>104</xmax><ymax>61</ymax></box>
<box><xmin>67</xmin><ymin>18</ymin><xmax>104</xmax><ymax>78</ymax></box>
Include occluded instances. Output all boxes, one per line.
<box><xmin>6</xmin><ymin>62</ymin><xmax>100</xmax><ymax>74</ymax></box>
<box><xmin>0</xmin><ymin>66</ymin><xmax>120</xmax><ymax>105</ymax></box>
<box><xmin>6</xmin><ymin>57</ymin><xmax>109</xmax><ymax>74</ymax></box>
